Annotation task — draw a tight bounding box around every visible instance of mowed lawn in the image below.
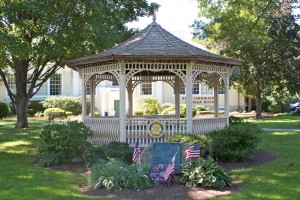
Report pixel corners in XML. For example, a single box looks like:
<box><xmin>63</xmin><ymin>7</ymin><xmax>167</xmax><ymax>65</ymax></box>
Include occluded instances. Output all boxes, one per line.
<box><xmin>0</xmin><ymin>116</ymin><xmax>300</xmax><ymax>200</ymax></box>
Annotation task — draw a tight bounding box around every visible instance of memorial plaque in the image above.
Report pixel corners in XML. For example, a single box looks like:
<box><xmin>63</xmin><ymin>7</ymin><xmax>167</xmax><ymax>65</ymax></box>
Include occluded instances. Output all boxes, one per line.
<box><xmin>152</xmin><ymin>143</ymin><xmax>181</xmax><ymax>174</ymax></box>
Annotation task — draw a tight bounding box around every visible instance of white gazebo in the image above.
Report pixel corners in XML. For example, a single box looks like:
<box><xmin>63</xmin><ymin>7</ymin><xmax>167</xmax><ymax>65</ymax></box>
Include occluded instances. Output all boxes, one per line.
<box><xmin>67</xmin><ymin>18</ymin><xmax>242</xmax><ymax>147</ymax></box>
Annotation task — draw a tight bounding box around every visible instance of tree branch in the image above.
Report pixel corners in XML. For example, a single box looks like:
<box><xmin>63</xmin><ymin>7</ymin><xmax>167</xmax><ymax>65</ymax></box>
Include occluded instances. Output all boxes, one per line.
<box><xmin>250</xmin><ymin>0</ymin><xmax>273</xmax><ymax>32</ymax></box>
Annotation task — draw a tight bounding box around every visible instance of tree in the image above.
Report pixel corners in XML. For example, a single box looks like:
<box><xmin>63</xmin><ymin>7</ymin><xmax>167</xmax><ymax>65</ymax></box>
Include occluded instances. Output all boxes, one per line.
<box><xmin>0</xmin><ymin>0</ymin><xmax>159</xmax><ymax>128</ymax></box>
<box><xmin>193</xmin><ymin>0</ymin><xmax>300</xmax><ymax>117</ymax></box>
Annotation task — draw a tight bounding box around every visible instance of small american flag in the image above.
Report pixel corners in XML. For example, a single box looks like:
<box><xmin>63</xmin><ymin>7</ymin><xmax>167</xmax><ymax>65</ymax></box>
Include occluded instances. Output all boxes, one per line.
<box><xmin>185</xmin><ymin>142</ymin><xmax>200</xmax><ymax>160</ymax></box>
<box><xmin>132</xmin><ymin>140</ymin><xmax>141</xmax><ymax>163</ymax></box>
<box><xmin>164</xmin><ymin>152</ymin><xmax>177</xmax><ymax>181</ymax></box>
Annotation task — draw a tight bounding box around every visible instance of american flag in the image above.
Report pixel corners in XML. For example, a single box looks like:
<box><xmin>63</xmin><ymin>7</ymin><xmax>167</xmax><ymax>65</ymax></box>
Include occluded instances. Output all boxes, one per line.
<box><xmin>132</xmin><ymin>140</ymin><xmax>141</xmax><ymax>163</ymax></box>
<box><xmin>164</xmin><ymin>152</ymin><xmax>177</xmax><ymax>181</ymax></box>
<box><xmin>185</xmin><ymin>142</ymin><xmax>200</xmax><ymax>160</ymax></box>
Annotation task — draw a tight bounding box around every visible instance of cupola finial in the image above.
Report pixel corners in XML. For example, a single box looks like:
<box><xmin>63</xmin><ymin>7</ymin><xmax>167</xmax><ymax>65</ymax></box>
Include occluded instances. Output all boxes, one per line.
<box><xmin>152</xmin><ymin>14</ymin><xmax>156</xmax><ymax>22</ymax></box>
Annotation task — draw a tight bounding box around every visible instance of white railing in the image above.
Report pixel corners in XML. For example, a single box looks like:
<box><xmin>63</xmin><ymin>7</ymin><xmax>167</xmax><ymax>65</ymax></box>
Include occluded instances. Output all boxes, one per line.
<box><xmin>193</xmin><ymin>117</ymin><xmax>227</xmax><ymax>134</ymax></box>
<box><xmin>126</xmin><ymin>118</ymin><xmax>187</xmax><ymax>147</ymax></box>
<box><xmin>84</xmin><ymin>118</ymin><xmax>120</xmax><ymax>144</ymax></box>
<box><xmin>84</xmin><ymin>117</ymin><xmax>228</xmax><ymax>145</ymax></box>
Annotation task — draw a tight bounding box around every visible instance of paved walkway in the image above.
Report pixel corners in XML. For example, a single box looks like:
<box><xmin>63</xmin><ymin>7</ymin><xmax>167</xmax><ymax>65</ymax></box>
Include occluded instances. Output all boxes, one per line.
<box><xmin>262</xmin><ymin>128</ymin><xmax>300</xmax><ymax>132</ymax></box>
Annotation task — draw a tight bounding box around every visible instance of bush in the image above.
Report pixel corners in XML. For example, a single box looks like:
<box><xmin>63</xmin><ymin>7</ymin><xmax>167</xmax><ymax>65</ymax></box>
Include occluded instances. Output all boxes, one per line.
<box><xmin>43</xmin><ymin>108</ymin><xmax>66</xmax><ymax>120</ymax></box>
<box><xmin>161</xmin><ymin>102</ymin><xmax>174</xmax><ymax>111</ymax></box>
<box><xmin>135</xmin><ymin>97</ymin><xmax>161</xmax><ymax>115</ymax></box>
<box><xmin>89</xmin><ymin>158</ymin><xmax>152</xmax><ymax>191</ymax></box>
<box><xmin>43</xmin><ymin>96</ymin><xmax>89</xmax><ymax>115</ymax></box>
<box><xmin>133</xmin><ymin>110</ymin><xmax>143</xmax><ymax>115</ymax></box>
<box><xmin>209</xmin><ymin>123</ymin><xmax>262</xmax><ymax>162</ymax></box>
<box><xmin>27</xmin><ymin>109</ymin><xmax>35</xmax><ymax>117</ymax></box>
<box><xmin>37</xmin><ymin>121</ymin><xmax>93</xmax><ymax>166</ymax></box>
<box><xmin>180</xmin><ymin>157</ymin><xmax>232</xmax><ymax>190</ymax></box>
<box><xmin>166</xmin><ymin>134</ymin><xmax>211</xmax><ymax>157</ymax></box>
<box><xmin>229</xmin><ymin>115</ymin><xmax>244</xmax><ymax>125</ymax></box>
<box><xmin>0</xmin><ymin>101</ymin><xmax>10</xmax><ymax>119</ymax></box>
<box><xmin>161</xmin><ymin>104</ymin><xmax>196</xmax><ymax>117</ymax></box>
<box><xmin>8</xmin><ymin>102</ymin><xmax>16</xmax><ymax>115</ymax></box>
<box><xmin>28</xmin><ymin>101</ymin><xmax>44</xmax><ymax>115</ymax></box>
<box><xmin>84</xmin><ymin>141</ymin><xmax>133</xmax><ymax>167</ymax></box>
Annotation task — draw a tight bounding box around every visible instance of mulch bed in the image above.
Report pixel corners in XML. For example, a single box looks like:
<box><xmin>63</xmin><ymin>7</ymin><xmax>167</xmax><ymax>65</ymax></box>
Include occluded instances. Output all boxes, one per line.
<box><xmin>47</xmin><ymin>149</ymin><xmax>275</xmax><ymax>200</ymax></box>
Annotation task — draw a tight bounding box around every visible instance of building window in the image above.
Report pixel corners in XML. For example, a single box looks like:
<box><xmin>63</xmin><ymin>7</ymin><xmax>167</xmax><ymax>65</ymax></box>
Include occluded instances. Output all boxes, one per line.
<box><xmin>218</xmin><ymin>87</ymin><xmax>224</xmax><ymax>94</ymax></box>
<box><xmin>50</xmin><ymin>74</ymin><xmax>61</xmax><ymax>95</ymax></box>
<box><xmin>140</xmin><ymin>82</ymin><xmax>152</xmax><ymax>95</ymax></box>
<box><xmin>201</xmin><ymin>84</ymin><xmax>213</xmax><ymax>95</ymax></box>
<box><xmin>7</xmin><ymin>75</ymin><xmax>16</xmax><ymax>94</ymax></box>
<box><xmin>192</xmin><ymin>84</ymin><xmax>200</xmax><ymax>95</ymax></box>
<box><xmin>86</xmin><ymin>80</ymin><xmax>91</xmax><ymax>95</ymax></box>
<box><xmin>179</xmin><ymin>85</ymin><xmax>185</xmax><ymax>95</ymax></box>
<box><xmin>112</xmin><ymin>80</ymin><xmax>119</xmax><ymax>86</ymax></box>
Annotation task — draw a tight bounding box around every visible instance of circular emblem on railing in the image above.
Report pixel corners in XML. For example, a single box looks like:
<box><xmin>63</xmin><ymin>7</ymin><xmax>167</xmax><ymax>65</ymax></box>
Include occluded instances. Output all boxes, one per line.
<box><xmin>148</xmin><ymin>121</ymin><xmax>165</xmax><ymax>138</ymax></box>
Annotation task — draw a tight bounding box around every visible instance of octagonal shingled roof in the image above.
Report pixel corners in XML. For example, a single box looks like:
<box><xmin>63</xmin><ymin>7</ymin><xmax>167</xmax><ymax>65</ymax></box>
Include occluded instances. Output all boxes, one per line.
<box><xmin>67</xmin><ymin>20</ymin><xmax>243</xmax><ymax>68</ymax></box>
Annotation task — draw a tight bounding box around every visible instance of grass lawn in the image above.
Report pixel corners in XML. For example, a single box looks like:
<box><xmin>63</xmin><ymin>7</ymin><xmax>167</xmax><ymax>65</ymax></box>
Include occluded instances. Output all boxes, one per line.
<box><xmin>245</xmin><ymin>115</ymin><xmax>300</xmax><ymax>129</ymax></box>
<box><xmin>0</xmin><ymin>126</ymin><xmax>100</xmax><ymax>200</ymax></box>
<box><xmin>0</xmin><ymin>116</ymin><xmax>299</xmax><ymax>199</ymax></box>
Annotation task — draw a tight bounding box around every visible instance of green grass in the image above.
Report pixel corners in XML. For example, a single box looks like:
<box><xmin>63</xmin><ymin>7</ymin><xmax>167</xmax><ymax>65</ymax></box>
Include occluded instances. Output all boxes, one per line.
<box><xmin>245</xmin><ymin>115</ymin><xmax>300</xmax><ymax>129</ymax></box>
<box><xmin>0</xmin><ymin>126</ymin><xmax>101</xmax><ymax>200</ymax></box>
<box><xmin>0</xmin><ymin>118</ymin><xmax>47</xmax><ymax>127</ymax></box>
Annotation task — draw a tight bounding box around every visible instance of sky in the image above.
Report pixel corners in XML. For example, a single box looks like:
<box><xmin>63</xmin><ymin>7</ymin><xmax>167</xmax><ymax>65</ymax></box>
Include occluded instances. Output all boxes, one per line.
<box><xmin>127</xmin><ymin>0</ymin><xmax>199</xmax><ymax>42</ymax></box>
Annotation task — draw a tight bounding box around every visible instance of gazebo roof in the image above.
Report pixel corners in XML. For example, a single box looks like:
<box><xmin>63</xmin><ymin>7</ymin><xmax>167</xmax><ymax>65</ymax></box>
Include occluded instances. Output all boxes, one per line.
<box><xmin>67</xmin><ymin>20</ymin><xmax>242</xmax><ymax>68</ymax></box>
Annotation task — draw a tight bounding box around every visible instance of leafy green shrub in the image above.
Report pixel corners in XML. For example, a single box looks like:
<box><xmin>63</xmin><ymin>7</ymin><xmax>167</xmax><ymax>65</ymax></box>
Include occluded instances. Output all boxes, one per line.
<box><xmin>37</xmin><ymin>121</ymin><xmax>93</xmax><ymax>166</ymax></box>
<box><xmin>89</xmin><ymin>158</ymin><xmax>152</xmax><ymax>191</ymax></box>
<box><xmin>229</xmin><ymin>115</ymin><xmax>244</xmax><ymax>125</ymax></box>
<box><xmin>180</xmin><ymin>157</ymin><xmax>232</xmax><ymax>190</ymax></box>
<box><xmin>28</xmin><ymin>101</ymin><xmax>44</xmax><ymax>115</ymax></box>
<box><xmin>135</xmin><ymin>97</ymin><xmax>161</xmax><ymax>115</ymax></box>
<box><xmin>166</xmin><ymin>134</ymin><xmax>211</xmax><ymax>157</ymax></box>
<box><xmin>133</xmin><ymin>110</ymin><xmax>143</xmax><ymax>115</ymax></box>
<box><xmin>27</xmin><ymin>109</ymin><xmax>35</xmax><ymax>117</ymax></box>
<box><xmin>161</xmin><ymin>102</ymin><xmax>174</xmax><ymax>111</ymax></box>
<box><xmin>43</xmin><ymin>108</ymin><xmax>66</xmax><ymax>120</ymax></box>
<box><xmin>209</xmin><ymin>123</ymin><xmax>262</xmax><ymax>162</ymax></box>
<box><xmin>0</xmin><ymin>101</ymin><xmax>10</xmax><ymax>119</ymax></box>
<box><xmin>84</xmin><ymin>141</ymin><xmax>133</xmax><ymax>167</ymax></box>
<box><xmin>8</xmin><ymin>102</ymin><xmax>16</xmax><ymax>115</ymax></box>
<box><xmin>161</xmin><ymin>104</ymin><xmax>196</xmax><ymax>117</ymax></box>
<box><xmin>43</xmin><ymin>96</ymin><xmax>90</xmax><ymax>115</ymax></box>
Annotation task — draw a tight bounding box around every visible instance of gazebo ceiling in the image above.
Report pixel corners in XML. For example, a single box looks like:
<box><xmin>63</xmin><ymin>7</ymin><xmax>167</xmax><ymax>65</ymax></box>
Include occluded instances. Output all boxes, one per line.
<box><xmin>67</xmin><ymin>20</ymin><xmax>243</xmax><ymax>68</ymax></box>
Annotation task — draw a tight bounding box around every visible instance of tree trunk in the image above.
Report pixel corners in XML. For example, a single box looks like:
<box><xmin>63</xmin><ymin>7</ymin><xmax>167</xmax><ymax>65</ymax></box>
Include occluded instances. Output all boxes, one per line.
<box><xmin>255</xmin><ymin>82</ymin><xmax>262</xmax><ymax>118</ymax></box>
<box><xmin>248</xmin><ymin>98</ymin><xmax>252</xmax><ymax>112</ymax></box>
<box><xmin>14</xmin><ymin>96</ymin><xmax>29</xmax><ymax>128</ymax></box>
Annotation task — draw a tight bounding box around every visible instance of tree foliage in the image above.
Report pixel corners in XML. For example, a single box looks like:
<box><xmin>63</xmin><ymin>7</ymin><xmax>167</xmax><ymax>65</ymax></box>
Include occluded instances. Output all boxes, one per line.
<box><xmin>0</xmin><ymin>0</ymin><xmax>159</xmax><ymax>127</ymax></box>
<box><xmin>193</xmin><ymin>0</ymin><xmax>300</xmax><ymax>117</ymax></box>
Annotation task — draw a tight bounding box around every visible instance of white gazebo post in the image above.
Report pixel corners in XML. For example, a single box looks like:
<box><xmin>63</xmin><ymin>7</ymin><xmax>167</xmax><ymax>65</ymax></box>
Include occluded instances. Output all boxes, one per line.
<box><xmin>225</xmin><ymin>73</ymin><xmax>230</xmax><ymax>125</ymax></box>
<box><xmin>90</xmin><ymin>76</ymin><xmax>95</xmax><ymax>118</ymax></box>
<box><xmin>119</xmin><ymin>63</ymin><xmax>126</xmax><ymax>142</ymax></box>
<box><xmin>186</xmin><ymin>63</ymin><xmax>193</xmax><ymax>133</ymax></box>
<box><xmin>127</xmin><ymin>78</ymin><xmax>133</xmax><ymax>118</ymax></box>
<box><xmin>81</xmin><ymin>69</ymin><xmax>87</xmax><ymax>121</ymax></box>
<box><xmin>213</xmin><ymin>77</ymin><xmax>219</xmax><ymax>117</ymax></box>
<box><xmin>174</xmin><ymin>75</ymin><xmax>180</xmax><ymax>119</ymax></box>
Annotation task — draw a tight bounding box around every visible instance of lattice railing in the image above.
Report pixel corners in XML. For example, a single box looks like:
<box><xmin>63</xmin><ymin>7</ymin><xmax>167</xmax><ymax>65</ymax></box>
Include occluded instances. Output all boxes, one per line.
<box><xmin>84</xmin><ymin>118</ymin><xmax>120</xmax><ymax>144</ymax></box>
<box><xmin>193</xmin><ymin>117</ymin><xmax>227</xmax><ymax>134</ymax></box>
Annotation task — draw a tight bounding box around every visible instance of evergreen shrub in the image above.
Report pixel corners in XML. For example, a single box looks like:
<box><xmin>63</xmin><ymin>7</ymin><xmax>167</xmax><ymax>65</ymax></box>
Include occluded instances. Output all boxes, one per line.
<box><xmin>209</xmin><ymin>123</ymin><xmax>262</xmax><ymax>162</ymax></box>
<box><xmin>135</xmin><ymin>97</ymin><xmax>161</xmax><ymax>115</ymax></box>
<box><xmin>166</xmin><ymin>134</ymin><xmax>211</xmax><ymax>157</ymax></box>
<box><xmin>37</xmin><ymin>121</ymin><xmax>93</xmax><ymax>166</ymax></box>
<box><xmin>43</xmin><ymin>108</ymin><xmax>66</xmax><ymax>120</ymax></box>
<box><xmin>84</xmin><ymin>141</ymin><xmax>133</xmax><ymax>167</ymax></box>
<box><xmin>0</xmin><ymin>101</ymin><xmax>10</xmax><ymax>119</ymax></box>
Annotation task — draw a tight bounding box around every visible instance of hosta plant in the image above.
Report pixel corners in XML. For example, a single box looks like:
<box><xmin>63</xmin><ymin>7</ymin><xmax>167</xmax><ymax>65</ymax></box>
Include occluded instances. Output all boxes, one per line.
<box><xmin>180</xmin><ymin>157</ymin><xmax>232</xmax><ymax>190</ymax></box>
